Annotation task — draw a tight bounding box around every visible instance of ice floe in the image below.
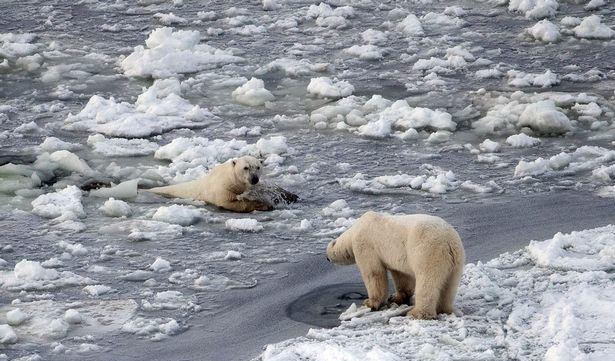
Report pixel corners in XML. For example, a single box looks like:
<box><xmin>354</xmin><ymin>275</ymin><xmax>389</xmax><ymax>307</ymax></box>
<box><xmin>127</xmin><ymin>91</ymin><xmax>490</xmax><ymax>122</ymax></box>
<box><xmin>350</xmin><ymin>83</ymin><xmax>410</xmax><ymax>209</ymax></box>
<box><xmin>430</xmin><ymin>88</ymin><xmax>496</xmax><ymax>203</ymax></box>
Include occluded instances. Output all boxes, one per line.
<box><xmin>505</xmin><ymin>133</ymin><xmax>541</xmax><ymax>148</ymax></box>
<box><xmin>64</xmin><ymin>78</ymin><xmax>215</xmax><ymax>138</ymax></box>
<box><xmin>225</xmin><ymin>218</ymin><xmax>263</xmax><ymax>232</ymax></box>
<box><xmin>508</xmin><ymin>0</ymin><xmax>559</xmax><ymax>20</ymax></box>
<box><xmin>396</xmin><ymin>14</ymin><xmax>424</xmax><ymax>36</ymax></box>
<box><xmin>470</xmin><ymin>91</ymin><xmax>608</xmax><ymax>135</ymax></box>
<box><xmin>0</xmin><ymin>33</ymin><xmax>39</xmax><ymax>58</ymax></box>
<box><xmin>344</xmin><ymin>45</ymin><xmax>383</xmax><ymax>60</ymax></box>
<box><xmin>507</xmin><ymin>70</ymin><xmax>560</xmax><ymax>88</ymax></box>
<box><xmin>87</xmin><ymin>134</ymin><xmax>159</xmax><ymax>157</ymax></box>
<box><xmin>573</xmin><ymin>15</ymin><xmax>615</xmax><ymax>40</ymax></box>
<box><xmin>120</xmin><ymin>27</ymin><xmax>243</xmax><ymax>78</ymax></box>
<box><xmin>232</xmin><ymin>77</ymin><xmax>275</xmax><ymax>107</ymax></box>
<box><xmin>261</xmin><ymin>225</ymin><xmax>615</xmax><ymax>360</ymax></box>
<box><xmin>0</xmin><ymin>260</ymin><xmax>93</xmax><ymax>291</ymax></box>
<box><xmin>311</xmin><ymin>95</ymin><xmax>455</xmax><ymax>138</ymax></box>
<box><xmin>89</xmin><ymin>179</ymin><xmax>139</xmax><ymax>200</ymax></box>
<box><xmin>526</xmin><ymin>19</ymin><xmax>560</xmax><ymax>43</ymax></box>
<box><xmin>255</xmin><ymin>58</ymin><xmax>328</xmax><ymax>77</ymax></box>
<box><xmin>99</xmin><ymin>220</ymin><xmax>184</xmax><ymax>241</ymax></box>
<box><xmin>152</xmin><ymin>205</ymin><xmax>202</xmax><ymax>226</ymax></box>
<box><xmin>514</xmin><ymin>146</ymin><xmax>615</xmax><ymax>178</ymax></box>
<box><xmin>338</xmin><ymin>165</ymin><xmax>463</xmax><ymax>195</ymax></box>
<box><xmin>307</xmin><ymin>77</ymin><xmax>355</xmax><ymax>99</ymax></box>
<box><xmin>121</xmin><ymin>317</ymin><xmax>181</xmax><ymax>341</ymax></box>
<box><xmin>306</xmin><ymin>3</ymin><xmax>354</xmax><ymax>29</ymax></box>
<box><xmin>31</xmin><ymin>186</ymin><xmax>85</xmax><ymax>221</ymax></box>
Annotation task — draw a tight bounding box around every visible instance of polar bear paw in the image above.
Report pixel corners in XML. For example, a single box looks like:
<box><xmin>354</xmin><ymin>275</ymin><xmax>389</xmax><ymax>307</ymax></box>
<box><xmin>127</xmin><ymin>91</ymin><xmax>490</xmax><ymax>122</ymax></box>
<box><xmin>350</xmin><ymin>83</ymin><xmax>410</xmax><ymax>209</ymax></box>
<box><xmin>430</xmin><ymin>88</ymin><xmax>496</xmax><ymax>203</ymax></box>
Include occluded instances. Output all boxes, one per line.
<box><xmin>388</xmin><ymin>292</ymin><xmax>411</xmax><ymax>306</ymax></box>
<box><xmin>408</xmin><ymin>307</ymin><xmax>436</xmax><ymax>320</ymax></box>
<box><xmin>362</xmin><ymin>298</ymin><xmax>384</xmax><ymax>311</ymax></box>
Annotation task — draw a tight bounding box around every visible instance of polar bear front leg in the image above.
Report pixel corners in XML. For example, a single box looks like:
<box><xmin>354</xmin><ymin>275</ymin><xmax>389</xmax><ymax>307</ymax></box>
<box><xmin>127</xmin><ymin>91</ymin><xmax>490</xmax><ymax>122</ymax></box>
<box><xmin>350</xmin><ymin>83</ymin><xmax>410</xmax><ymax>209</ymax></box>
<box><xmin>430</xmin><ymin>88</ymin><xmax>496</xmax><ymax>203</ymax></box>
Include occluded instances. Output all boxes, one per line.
<box><xmin>389</xmin><ymin>270</ymin><xmax>415</xmax><ymax>305</ymax></box>
<box><xmin>356</xmin><ymin>258</ymin><xmax>388</xmax><ymax>311</ymax></box>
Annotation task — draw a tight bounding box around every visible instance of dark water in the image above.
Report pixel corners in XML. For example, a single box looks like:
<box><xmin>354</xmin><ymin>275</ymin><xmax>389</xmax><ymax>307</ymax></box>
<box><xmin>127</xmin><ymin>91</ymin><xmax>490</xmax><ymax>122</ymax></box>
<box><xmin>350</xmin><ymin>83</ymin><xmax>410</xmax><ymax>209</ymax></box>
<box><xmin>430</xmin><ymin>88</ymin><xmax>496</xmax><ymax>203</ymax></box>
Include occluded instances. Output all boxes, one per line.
<box><xmin>286</xmin><ymin>283</ymin><xmax>368</xmax><ymax>328</ymax></box>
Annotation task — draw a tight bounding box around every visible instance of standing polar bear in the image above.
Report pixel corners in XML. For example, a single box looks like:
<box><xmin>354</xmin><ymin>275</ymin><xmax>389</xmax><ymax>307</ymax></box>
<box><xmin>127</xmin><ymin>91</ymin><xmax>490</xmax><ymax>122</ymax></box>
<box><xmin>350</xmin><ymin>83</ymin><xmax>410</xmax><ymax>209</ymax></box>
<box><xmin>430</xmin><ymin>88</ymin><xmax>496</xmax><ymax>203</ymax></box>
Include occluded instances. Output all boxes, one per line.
<box><xmin>148</xmin><ymin>156</ymin><xmax>297</xmax><ymax>213</ymax></box>
<box><xmin>326</xmin><ymin>211</ymin><xmax>465</xmax><ymax>320</ymax></box>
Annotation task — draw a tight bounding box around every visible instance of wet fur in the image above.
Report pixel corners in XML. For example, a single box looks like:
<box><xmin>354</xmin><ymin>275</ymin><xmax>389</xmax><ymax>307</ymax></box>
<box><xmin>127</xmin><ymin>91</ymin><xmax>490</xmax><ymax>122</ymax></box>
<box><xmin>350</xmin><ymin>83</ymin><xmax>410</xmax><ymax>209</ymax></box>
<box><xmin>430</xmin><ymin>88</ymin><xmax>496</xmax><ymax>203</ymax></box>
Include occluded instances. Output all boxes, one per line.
<box><xmin>327</xmin><ymin>211</ymin><xmax>465</xmax><ymax>320</ymax></box>
<box><xmin>148</xmin><ymin>156</ymin><xmax>271</xmax><ymax>213</ymax></box>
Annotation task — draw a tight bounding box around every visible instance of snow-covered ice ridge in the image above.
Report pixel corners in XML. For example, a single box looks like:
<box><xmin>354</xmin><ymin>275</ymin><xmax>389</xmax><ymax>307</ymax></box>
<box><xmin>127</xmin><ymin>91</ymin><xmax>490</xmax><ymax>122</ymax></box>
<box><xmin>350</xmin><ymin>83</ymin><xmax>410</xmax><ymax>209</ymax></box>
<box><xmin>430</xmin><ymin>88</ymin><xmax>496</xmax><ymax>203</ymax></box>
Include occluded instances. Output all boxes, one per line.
<box><xmin>259</xmin><ymin>225</ymin><xmax>615</xmax><ymax>361</ymax></box>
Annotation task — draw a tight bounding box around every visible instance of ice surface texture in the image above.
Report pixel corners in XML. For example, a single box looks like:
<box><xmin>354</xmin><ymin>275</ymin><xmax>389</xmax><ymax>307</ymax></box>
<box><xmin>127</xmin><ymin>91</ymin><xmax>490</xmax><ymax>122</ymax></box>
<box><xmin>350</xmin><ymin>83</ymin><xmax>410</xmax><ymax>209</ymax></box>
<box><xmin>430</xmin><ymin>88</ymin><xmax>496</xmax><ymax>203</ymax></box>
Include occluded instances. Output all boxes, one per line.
<box><xmin>261</xmin><ymin>226</ymin><xmax>615</xmax><ymax>360</ymax></box>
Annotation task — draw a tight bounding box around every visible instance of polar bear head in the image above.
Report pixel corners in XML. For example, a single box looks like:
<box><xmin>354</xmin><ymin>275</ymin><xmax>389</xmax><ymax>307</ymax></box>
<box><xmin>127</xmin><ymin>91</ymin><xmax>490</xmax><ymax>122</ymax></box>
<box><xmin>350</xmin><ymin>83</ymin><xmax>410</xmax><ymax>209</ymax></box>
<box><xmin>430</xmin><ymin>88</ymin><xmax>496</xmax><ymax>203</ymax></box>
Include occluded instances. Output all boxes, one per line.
<box><xmin>231</xmin><ymin>156</ymin><xmax>264</xmax><ymax>187</ymax></box>
<box><xmin>326</xmin><ymin>232</ymin><xmax>355</xmax><ymax>265</ymax></box>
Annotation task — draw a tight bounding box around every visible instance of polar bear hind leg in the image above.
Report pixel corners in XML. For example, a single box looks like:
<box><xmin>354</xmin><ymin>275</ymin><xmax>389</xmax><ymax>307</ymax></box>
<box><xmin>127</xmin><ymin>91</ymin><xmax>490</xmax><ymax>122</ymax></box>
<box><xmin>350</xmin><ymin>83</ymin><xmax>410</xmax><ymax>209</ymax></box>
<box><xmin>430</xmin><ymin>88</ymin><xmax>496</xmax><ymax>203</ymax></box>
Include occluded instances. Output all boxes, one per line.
<box><xmin>437</xmin><ymin>262</ymin><xmax>463</xmax><ymax>315</ymax></box>
<box><xmin>408</xmin><ymin>272</ymin><xmax>446</xmax><ymax>320</ymax></box>
<box><xmin>408</xmin><ymin>254</ymin><xmax>451</xmax><ymax>320</ymax></box>
<box><xmin>389</xmin><ymin>270</ymin><xmax>415</xmax><ymax>305</ymax></box>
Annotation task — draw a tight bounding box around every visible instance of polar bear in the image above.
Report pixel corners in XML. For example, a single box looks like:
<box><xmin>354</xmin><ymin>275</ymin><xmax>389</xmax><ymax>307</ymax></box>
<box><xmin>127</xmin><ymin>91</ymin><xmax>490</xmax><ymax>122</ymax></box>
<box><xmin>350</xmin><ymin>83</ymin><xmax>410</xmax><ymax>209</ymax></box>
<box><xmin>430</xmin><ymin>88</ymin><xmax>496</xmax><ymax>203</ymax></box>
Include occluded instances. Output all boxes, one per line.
<box><xmin>326</xmin><ymin>211</ymin><xmax>465</xmax><ymax>320</ymax></box>
<box><xmin>148</xmin><ymin>156</ymin><xmax>296</xmax><ymax>213</ymax></box>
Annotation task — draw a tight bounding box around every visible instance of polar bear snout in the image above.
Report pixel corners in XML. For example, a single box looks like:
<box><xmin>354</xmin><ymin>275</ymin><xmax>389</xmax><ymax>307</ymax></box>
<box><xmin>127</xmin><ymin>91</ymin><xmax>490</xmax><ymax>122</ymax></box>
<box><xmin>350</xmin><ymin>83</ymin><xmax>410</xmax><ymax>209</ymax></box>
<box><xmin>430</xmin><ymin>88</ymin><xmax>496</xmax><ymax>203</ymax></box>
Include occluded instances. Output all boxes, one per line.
<box><xmin>326</xmin><ymin>240</ymin><xmax>336</xmax><ymax>262</ymax></box>
<box><xmin>232</xmin><ymin>156</ymin><xmax>264</xmax><ymax>187</ymax></box>
<box><xmin>326</xmin><ymin>238</ymin><xmax>355</xmax><ymax>265</ymax></box>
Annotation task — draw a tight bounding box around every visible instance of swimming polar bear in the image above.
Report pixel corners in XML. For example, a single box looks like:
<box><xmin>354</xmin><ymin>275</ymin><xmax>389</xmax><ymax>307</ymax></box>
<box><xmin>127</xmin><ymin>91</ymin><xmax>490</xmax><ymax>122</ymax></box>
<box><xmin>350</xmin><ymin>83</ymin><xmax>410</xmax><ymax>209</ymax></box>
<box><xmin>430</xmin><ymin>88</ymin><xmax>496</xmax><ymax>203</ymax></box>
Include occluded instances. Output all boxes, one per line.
<box><xmin>148</xmin><ymin>156</ymin><xmax>297</xmax><ymax>213</ymax></box>
<box><xmin>326</xmin><ymin>211</ymin><xmax>465</xmax><ymax>320</ymax></box>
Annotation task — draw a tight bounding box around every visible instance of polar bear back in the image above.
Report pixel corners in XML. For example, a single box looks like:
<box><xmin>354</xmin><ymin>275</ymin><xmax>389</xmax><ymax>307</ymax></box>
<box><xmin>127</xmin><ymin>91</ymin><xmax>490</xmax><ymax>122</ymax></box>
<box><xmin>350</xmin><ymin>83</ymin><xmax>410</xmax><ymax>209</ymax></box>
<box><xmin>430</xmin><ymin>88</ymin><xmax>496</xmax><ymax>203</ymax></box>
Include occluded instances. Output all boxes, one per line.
<box><xmin>385</xmin><ymin>213</ymin><xmax>451</xmax><ymax>230</ymax></box>
<box><xmin>353</xmin><ymin>212</ymin><xmax>463</xmax><ymax>274</ymax></box>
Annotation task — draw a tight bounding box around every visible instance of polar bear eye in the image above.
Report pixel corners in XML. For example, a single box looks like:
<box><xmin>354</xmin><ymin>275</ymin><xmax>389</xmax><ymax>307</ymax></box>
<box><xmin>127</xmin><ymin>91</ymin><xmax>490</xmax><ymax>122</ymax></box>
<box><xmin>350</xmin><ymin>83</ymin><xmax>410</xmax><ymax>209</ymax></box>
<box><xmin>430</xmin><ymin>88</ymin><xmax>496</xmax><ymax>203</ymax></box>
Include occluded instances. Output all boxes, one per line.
<box><xmin>257</xmin><ymin>166</ymin><xmax>260</xmax><ymax>170</ymax></box>
<box><xmin>244</xmin><ymin>166</ymin><xmax>249</xmax><ymax>170</ymax></box>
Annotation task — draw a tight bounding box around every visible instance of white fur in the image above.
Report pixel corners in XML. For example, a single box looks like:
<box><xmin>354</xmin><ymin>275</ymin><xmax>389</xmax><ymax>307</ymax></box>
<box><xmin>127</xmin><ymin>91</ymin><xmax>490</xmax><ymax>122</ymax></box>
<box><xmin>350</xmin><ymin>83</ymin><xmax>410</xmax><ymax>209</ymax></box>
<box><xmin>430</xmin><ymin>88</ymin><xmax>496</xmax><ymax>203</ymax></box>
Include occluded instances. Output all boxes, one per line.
<box><xmin>148</xmin><ymin>156</ymin><xmax>271</xmax><ymax>213</ymax></box>
<box><xmin>327</xmin><ymin>211</ymin><xmax>465</xmax><ymax>319</ymax></box>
